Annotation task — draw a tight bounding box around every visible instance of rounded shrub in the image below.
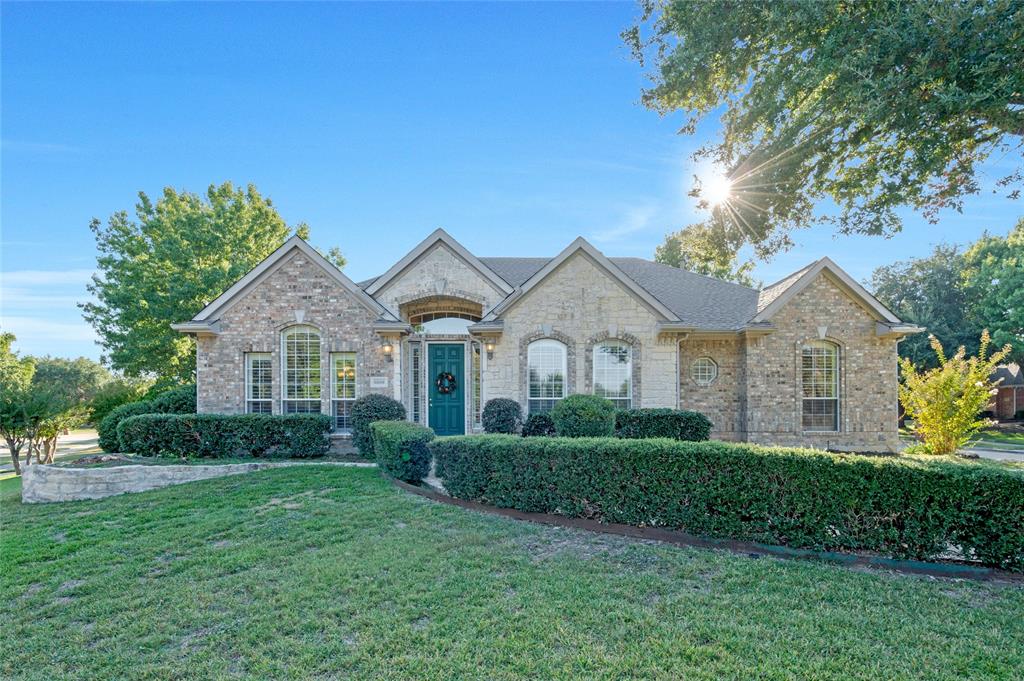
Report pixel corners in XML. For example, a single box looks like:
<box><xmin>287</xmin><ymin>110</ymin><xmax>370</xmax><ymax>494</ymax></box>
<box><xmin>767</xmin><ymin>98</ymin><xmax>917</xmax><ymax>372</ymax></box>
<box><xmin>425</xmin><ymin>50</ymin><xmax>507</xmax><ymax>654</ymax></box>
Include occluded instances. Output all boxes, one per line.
<box><xmin>350</xmin><ymin>394</ymin><xmax>406</xmax><ymax>456</ymax></box>
<box><xmin>522</xmin><ymin>413</ymin><xmax>555</xmax><ymax>437</ymax></box>
<box><xmin>371</xmin><ymin>421</ymin><xmax>435</xmax><ymax>483</ymax></box>
<box><xmin>482</xmin><ymin>398</ymin><xmax>523</xmax><ymax>434</ymax></box>
<box><xmin>551</xmin><ymin>394</ymin><xmax>616</xmax><ymax>437</ymax></box>
<box><xmin>96</xmin><ymin>383</ymin><xmax>197</xmax><ymax>452</ymax></box>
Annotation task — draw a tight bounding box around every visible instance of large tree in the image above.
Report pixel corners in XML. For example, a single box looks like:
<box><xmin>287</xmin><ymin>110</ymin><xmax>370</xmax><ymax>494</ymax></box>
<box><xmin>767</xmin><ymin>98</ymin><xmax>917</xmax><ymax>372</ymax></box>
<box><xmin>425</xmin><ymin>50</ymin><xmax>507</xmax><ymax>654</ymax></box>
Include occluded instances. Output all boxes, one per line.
<box><xmin>627</xmin><ymin>0</ymin><xmax>1024</xmax><ymax>258</ymax></box>
<box><xmin>655</xmin><ymin>221</ymin><xmax>757</xmax><ymax>286</ymax></box>
<box><xmin>870</xmin><ymin>244</ymin><xmax>981</xmax><ymax>368</ymax></box>
<box><xmin>962</xmin><ymin>218</ymin><xmax>1024</xmax><ymax>365</ymax></box>
<box><xmin>82</xmin><ymin>183</ymin><xmax>317</xmax><ymax>384</ymax></box>
<box><xmin>31</xmin><ymin>356</ymin><xmax>112</xmax><ymax>403</ymax></box>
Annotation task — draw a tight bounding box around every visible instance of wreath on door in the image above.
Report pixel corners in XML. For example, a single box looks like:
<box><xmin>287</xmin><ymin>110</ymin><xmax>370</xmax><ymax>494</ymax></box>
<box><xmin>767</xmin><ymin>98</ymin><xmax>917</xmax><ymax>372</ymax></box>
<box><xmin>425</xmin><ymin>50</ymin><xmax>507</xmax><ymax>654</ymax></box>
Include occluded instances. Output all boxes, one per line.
<box><xmin>435</xmin><ymin>372</ymin><xmax>458</xmax><ymax>394</ymax></box>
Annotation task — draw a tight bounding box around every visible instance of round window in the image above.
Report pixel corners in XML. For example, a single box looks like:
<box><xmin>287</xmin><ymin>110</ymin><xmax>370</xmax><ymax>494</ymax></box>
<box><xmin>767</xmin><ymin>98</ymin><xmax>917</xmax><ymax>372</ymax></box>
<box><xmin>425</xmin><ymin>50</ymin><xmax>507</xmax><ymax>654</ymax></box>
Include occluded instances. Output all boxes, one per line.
<box><xmin>690</xmin><ymin>357</ymin><xmax>718</xmax><ymax>386</ymax></box>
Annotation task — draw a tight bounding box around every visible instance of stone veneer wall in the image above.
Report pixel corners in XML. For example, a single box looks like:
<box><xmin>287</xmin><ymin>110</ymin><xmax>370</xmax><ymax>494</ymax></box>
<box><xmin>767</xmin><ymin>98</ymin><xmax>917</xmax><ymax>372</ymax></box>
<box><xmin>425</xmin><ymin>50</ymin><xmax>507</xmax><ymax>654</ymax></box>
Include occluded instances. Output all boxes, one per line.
<box><xmin>196</xmin><ymin>251</ymin><xmax>392</xmax><ymax>415</ymax></box>
<box><xmin>743</xmin><ymin>274</ymin><xmax>900</xmax><ymax>452</ymax></box>
<box><xmin>482</xmin><ymin>252</ymin><xmax>678</xmax><ymax>409</ymax></box>
<box><xmin>678</xmin><ymin>337</ymin><xmax>745</xmax><ymax>441</ymax></box>
<box><xmin>374</xmin><ymin>243</ymin><xmax>508</xmax><ymax>318</ymax></box>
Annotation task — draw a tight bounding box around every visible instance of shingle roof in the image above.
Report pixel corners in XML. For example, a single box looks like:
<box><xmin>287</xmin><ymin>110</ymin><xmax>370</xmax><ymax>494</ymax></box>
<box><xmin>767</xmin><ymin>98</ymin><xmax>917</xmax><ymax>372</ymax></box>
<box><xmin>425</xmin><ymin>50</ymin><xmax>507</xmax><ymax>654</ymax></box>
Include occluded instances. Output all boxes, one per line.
<box><xmin>993</xmin><ymin>363</ymin><xmax>1024</xmax><ymax>387</ymax></box>
<box><xmin>757</xmin><ymin>262</ymin><xmax>816</xmax><ymax>313</ymax></box>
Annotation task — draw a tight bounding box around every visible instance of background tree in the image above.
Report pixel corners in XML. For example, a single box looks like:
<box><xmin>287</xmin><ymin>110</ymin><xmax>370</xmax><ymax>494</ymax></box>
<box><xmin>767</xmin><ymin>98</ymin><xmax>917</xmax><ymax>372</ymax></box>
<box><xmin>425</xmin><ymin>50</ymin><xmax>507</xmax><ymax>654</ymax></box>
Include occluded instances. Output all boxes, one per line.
<box><xmin>870</xmin><ymin>245</ymin><xmax>981</xmax><ymax>368</ymax></box>
<box><xmin>655</xmin><ymin>221</ymin><xmax>756</xmax><ymax>286</ymax></box>
<box><xmin>31</xmin><ymin>356</ymin><xmax>112</xmax><ymax>403</ymax></box>
<box><xmin>963</xmin><ymin>218</ymin><xmax>1024</xmax><ymax>365</ymax></box>
<box><xmin>88</xmin><ymin>377</ymin><xmax>152</xmax><ymax>425</ymax></box>
<box><xmin>81</xmin><ymin>182</ymin><xmax>325</xmax><ymax>385</ymax></box>
<box><xmin>627</xmin><ymin>0</ymin><xmax>1024</xmax><ymax>259</ymax></box>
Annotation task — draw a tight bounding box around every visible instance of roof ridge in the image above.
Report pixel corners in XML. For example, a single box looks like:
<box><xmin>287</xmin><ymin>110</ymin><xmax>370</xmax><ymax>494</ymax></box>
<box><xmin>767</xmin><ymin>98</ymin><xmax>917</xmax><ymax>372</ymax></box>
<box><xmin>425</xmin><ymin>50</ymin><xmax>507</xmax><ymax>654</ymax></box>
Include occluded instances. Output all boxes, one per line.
<box><xmin>610</xmin><ymin>257</ymin><xmax>759</xmax><ymax>293</ymax></box>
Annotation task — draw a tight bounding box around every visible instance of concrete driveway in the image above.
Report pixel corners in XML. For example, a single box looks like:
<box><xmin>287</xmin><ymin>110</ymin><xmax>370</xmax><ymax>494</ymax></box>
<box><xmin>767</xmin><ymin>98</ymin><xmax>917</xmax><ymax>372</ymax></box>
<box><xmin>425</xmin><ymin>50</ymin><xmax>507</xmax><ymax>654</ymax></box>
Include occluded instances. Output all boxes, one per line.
<box><xmin>0</xmin><ymin>429</ymin><xmax>101</xmax><ymax>475</ymax></box>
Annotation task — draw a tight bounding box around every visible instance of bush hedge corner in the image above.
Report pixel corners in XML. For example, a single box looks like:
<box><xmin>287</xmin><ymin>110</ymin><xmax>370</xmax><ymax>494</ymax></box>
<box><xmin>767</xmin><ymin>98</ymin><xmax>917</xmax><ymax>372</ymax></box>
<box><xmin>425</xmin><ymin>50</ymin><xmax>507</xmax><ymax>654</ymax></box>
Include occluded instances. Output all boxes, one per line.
<box><xmin>116</xmin><ymin>413</ymin><xmax>331</xmax><ymax>458</ymax></box>
<box><xmin>616</xmin><ymin>408</ymin><xmax>712</xmax><ymax>441</ymax></box>
<box><xmin>371</xmin><ymin>420</ymin><xmax>435</xmax><ymax>483</ymax></box>
<box><xmin>351</xmin><ymin>394</ymin><xmax>406</xmax><ymax>456</ymax></box>
<box><xmin>551</xmin><ymin>394</ymin><xmax>616</xmax><ymax>437</ymax></box>
<box><xmin>482</xmin><ymin>398</ymin><xmax>522</xmax><ymax>434</ymax></box>
<box><xmin>97</xmin><ymin>383</ymin><xmax>197</xmax><ymax>452</ymax></box>
<box><xmin>430</xmin><ymin>436</ymin><xmax>1024</xmax><ymax>571</ymax></box>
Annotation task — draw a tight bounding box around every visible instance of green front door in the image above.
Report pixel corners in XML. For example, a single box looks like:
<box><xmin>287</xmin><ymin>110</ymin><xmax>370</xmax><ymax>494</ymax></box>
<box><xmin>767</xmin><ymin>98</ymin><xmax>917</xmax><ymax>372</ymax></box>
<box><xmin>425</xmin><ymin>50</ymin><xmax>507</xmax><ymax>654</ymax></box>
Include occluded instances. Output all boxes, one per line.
<box><xmin>428</xmin><ymin>344</ymin><xmax>465</xmax><ymax>435</ymax></box>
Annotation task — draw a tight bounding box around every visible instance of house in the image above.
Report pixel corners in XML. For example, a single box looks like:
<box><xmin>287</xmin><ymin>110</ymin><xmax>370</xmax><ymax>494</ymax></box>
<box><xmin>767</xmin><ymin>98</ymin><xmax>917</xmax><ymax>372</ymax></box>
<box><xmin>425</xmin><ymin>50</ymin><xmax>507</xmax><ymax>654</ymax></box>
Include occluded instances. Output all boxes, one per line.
<box><xmin>992</xmin><ymin>364</ymin><xmax>1024</xmax><ymax>421</ymax></box>
<box><xmin>172</xmin><ymin>229</ymin><xmax>923</xmax><ymax>452</ymax></box>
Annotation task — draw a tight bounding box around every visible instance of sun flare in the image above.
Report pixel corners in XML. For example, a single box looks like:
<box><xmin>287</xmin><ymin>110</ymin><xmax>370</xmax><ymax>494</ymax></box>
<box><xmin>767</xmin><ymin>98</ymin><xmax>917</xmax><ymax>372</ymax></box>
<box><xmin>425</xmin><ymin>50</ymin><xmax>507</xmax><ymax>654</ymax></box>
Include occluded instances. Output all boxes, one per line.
<box><xmin>703</xmin><ymin>173</ymin><xmax>733</xmax><ymax>207</ymax></box>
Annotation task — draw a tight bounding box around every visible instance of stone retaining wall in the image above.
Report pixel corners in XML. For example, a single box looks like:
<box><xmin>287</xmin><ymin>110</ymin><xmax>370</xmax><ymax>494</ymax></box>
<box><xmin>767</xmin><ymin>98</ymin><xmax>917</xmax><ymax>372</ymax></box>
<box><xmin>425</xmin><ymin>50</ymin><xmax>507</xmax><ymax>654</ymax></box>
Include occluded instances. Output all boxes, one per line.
<box><xmin>21</xmin><ymin>461</ymin><xmax>375</xmax><ymax>504</ymax></box>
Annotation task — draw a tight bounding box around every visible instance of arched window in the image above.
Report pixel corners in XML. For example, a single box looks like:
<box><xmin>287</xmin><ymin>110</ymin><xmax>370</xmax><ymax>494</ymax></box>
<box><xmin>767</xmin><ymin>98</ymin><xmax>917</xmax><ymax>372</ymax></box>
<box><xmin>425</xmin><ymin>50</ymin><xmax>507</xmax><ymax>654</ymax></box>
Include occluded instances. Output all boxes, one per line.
<box><xmin>690</xmin><ymin>357</ymin><xmax>718</xmax><ymax>386</ymax></box>
<box><xmin>527</xmin><ymin>339</ymin><xmax>566</xmax><ymax>414</ymax></box>
<box><xmin>593</xmin><ymin>341</ymin><xmax>632</xmax><ymax>409</ymax></box>
<box><xmin>801</xmin><ymin>341</ymin><xmax>839</xmax><ymax>431</ymax></box>
<box><xmin>282</xmin><ymin>325</ymin><xmax>321</xmax><ymax>413</ymax></box>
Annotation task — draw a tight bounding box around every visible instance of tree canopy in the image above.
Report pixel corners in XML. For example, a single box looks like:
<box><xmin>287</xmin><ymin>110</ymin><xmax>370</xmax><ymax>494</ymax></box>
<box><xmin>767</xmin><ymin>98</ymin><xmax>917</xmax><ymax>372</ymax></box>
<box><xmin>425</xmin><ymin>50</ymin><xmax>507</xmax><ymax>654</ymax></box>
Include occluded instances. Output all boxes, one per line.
<box><xmin>963</xmin><ymin>217</ymin><xmax>1024</xmax><ymax>364</ymax></box>
<box><xmin>30</xmin><ymin>356</ymin><xmax>112</xmax><ymax>403</ymax></box>
<box><xmin>655</xmin><ymin>222</ymin><xmax>757</xmax><ymax>286</ymax></box>
<box><xmin>627</xmin><ymin>0</ymin><xmax>1023</xmax><ymax>258</ymax></box>
<box><xmin>81</xmin><ymin>182</ymin><xmax>336</xmax><ymax>385</ymax></box>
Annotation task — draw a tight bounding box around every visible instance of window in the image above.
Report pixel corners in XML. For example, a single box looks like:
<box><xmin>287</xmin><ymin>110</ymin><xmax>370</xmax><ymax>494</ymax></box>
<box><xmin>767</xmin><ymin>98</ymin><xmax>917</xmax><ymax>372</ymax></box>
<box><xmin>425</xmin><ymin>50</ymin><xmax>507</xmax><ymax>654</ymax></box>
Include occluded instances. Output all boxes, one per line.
<box><xmin>409</xmin><ymin>342</ymin><xmax>422</xmax><ymax>424</ymax></box>
<box><xmin>528</xmin><ymin>339</ymin><xmax>566</xmax><ymax>414</ymax></box>
<box><xmin>245</xmin><ymin>353</ymin><xmax>272</xmax><ymax>413</ymax></box>
<box><xmin>690</xmin><ymin>357</ymin><xmax>718</xmax><ymax>386</ymax></box>
<box><xmin>282</xmin><ymin>325</ymin><xmax>321</xmax><ymax>413</ymax></box>
<box><xmin>593</xmin><ymin>341</ymin><xmax>631</xmax><ymax>409</ymax></box>
<box><xmin>471</xmin><ymin>341</ymin><xmax>483</xmax><ymax>428</ymax></box>
<box><xmin>802</xmin><ymin>341</ymin><xmax>839</xmax><ymax>431</ymax></box>
<box><xmin>331</xmin><ymin>352</ymin><xmax>356</xmax><ymax>432</ymax></box>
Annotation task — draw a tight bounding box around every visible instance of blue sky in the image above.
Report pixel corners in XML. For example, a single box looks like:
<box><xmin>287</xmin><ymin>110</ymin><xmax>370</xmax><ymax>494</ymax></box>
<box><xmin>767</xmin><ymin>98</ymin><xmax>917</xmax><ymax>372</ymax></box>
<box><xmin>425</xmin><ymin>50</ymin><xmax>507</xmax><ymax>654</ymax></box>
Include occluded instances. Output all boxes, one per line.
<box><xmin>2</xmin><ymin>2</ymin><xmax>1020</xmax><ymax>362</ymax></box>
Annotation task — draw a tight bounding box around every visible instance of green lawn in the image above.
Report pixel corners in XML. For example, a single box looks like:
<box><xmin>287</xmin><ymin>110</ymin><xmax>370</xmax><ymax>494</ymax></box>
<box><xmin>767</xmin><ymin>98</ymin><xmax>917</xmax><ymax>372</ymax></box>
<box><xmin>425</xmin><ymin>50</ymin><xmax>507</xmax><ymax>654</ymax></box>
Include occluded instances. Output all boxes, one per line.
<box><xmin>2</xmin><ymin>468</ymin><xmax>1022</xmax><ymax>680</ymax></box>
<box><xmin>978</xmin><ymin>429</ymin><xmax>1024</xmax><ymax>449</ymax></box>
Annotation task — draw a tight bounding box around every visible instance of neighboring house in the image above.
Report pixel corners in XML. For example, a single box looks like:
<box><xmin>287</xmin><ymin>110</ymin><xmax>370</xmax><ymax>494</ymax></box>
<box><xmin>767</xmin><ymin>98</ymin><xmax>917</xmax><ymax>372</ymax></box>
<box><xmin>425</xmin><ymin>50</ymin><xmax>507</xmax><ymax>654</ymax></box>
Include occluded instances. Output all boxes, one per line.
<box><xmin>173</xmin><ymin>229</ymin><xmax>922</xmax><ymax>452</ymax></box>
<box><xmin>992</xmin><ymin>364</ymin><xmax>1024</xmax><ymax>420</ymax></box>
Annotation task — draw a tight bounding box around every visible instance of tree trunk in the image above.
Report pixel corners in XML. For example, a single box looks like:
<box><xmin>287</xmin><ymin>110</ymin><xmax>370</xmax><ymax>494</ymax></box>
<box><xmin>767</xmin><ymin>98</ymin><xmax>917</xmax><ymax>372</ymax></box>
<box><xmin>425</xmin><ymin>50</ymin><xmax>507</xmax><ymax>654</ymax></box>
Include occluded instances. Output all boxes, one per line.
<box><xmin>42</xmin><ymin>437</ymin><xmax>57</xmax><ymax>464</ymax></box>
<box><xmin>5</xmin><ymin>437</ymin><xmax>21</xmax><ymax>475</ymax></box>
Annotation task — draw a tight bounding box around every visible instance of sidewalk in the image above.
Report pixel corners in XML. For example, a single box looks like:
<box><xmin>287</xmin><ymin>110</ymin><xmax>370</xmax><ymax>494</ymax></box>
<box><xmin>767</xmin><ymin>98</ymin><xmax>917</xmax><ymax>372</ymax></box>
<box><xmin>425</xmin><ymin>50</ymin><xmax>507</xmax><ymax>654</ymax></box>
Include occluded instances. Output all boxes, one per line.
<box><xmin>0</xmin><ymin>429</ymin><xmax>101</xmax><ymax>475</ymax></box>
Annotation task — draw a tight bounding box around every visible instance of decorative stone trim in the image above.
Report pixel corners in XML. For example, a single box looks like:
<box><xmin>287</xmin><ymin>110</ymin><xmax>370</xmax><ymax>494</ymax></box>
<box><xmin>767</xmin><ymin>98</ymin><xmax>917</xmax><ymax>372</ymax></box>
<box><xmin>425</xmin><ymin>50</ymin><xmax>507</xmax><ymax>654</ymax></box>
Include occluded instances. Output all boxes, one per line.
<box><xmin>584</xmin><ymin>331</ymin><xmax>641</xmax><ymax>406</ymax></box>
<box><xmin>518</xmin><ymin>329</ymin><xmax>576</xmax><ymax>404</ymax></box>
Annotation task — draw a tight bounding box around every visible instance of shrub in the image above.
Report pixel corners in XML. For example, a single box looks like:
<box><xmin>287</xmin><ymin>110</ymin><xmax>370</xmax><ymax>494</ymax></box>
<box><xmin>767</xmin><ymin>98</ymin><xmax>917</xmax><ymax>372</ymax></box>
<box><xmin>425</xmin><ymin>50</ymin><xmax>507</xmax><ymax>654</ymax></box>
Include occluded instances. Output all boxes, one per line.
<box><xmin>615</xmin><ymin>408</ymin><xmax>712</xmax><ymax>441</ymax></box>
<box><xmin>1016</xmin><ymin>410</ymin><xmax>1024</xmax><ymax>421</ymax></box>
<box><xmin>899</xmin><ymin>331</ymin><xmax>1011</xmax><ymax>455</ymax></box>
<box><xmin>482</xmin><ymin>398</ymin><xmax>522</xmax><ymax>434</ymax></box>
<box><xmin>550</xmin><ymin>394</ymin><xmax>616</xmax><ymax>437</ymax></box>
<box><xmin>350</xmin><ymin>394</ymin><xmax>406</xmax><ymax>456</ymax></box>
<box><xmin>522</xmin><ymin>413</ymin><xmax>556</xmax><ymax>437</ymax></box>
<box><xmin>371</xmin><ymin>421</ymin><xmax>435</xmax><ymax>482</ymax></box>
<box><xmin>96</xmin><ymin>383</ymin><xmax>196</xmax><ymax>452</ymax></box>
<box><xmin>116</xmin><ymin>413</ymin><xmax>331</xmax><ymax>458</ymax></box>
<box><xmin>431</xmin><ymin>436</ymin><xmax>1024</xmax><ymax>571</ymax></box>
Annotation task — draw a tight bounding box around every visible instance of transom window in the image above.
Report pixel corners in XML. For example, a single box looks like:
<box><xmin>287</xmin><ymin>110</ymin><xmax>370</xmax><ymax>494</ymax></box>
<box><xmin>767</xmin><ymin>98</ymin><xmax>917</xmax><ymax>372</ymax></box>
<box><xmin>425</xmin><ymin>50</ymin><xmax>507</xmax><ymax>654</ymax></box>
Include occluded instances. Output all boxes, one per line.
<box><xmin>331</xmin><ymin>352</ymin><xmax>356</xmax><ymax>432</ymax></box>
<box><xmin>245</xmin><ymin>353</ymin><xmax>272</xmax><ymax>414</ymax></box>
<box><xmin>593</xmin><ymin>341</ymin><xmax>631</xmax><ymax>410</ymax></box>
<box><xmin>282</xmin><ymin>325</ymin><xmax>321</xmax><ymax>414</ymax></box>
<box><xmin>802</xmin><ymin>341</ymin><xmax>839</xmax><ymax>431</ymax></box>
<box><xmin>528</xmin><ymin>339</ymin><xmax>567</xmax><ymax>414</ymax></box>
<box><xmin>690</xmin><ymin>357</ymin><xmax>718</xmax><ymax>386</ymax></box>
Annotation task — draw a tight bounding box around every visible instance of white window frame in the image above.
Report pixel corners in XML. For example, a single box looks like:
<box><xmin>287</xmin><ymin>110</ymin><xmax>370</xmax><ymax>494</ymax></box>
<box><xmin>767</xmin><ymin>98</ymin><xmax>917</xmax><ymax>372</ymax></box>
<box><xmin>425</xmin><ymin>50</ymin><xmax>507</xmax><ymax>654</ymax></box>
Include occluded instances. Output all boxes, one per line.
<box><xmin>592</xmin><ymin>341</ymin><xmax>632</xmax><ymax>410</ymax></box>
<box><xmin>801</xmin><ymin>341</ymin><xmax>840</xmax><ymax>432</ymax></box>
<box><xmin>527</xmin><ymin>339</ymin><xmax>567</xmax><ymax>414</ymax></box>
<box><xmin>281</xmin><ymin>325</ymin><xmax>322</xmax><ymax>414</ymax></box>
<box><xmin>690</xmin><ymin>357</ymin><xmax>719</xmax><ymax>386</ymax></box>
<box><xmin>471</xmin><ymin>341</ymin><xmax>483</xmax><ymax>429</ymax></box>
<box><xmin>331</xmin><ymin>352</ymin><xmax>357</xmax><ymax>433</ymax></box>
<box><xmin>245</xmin><ymin>352</ymin><xmax>273</xmax><ymax>414</ymax></box>
<box><xmin>408</xmin><ymin>342</ymin><xmax>423</xmax><ymax>424</ymax></box>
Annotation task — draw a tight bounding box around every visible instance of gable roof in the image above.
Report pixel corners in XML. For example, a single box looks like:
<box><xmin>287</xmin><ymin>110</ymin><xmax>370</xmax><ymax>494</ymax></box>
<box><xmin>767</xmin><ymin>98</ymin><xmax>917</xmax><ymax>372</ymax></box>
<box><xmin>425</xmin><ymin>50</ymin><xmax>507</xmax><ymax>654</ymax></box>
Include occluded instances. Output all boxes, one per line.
<box><xmin>993</xmin><ymin>363</ymin><xmax>1024</xmax><ymax>387</ymax></box>
<box><xmin>752</xmin><ymin>257</ymin><xmax>901</xmax><ymax>324</ymax></box>
<box><xmin>176</xmin><ymin>236</ymin><xmax>394</xmax><ymax>328</ymax></box>
<box><xmin>364</xmin><ymin>228</ymin><xmax>514</xmax><ymax>297</ymax></box>
<box><xmin>482</xmin><ymin>238</ymin><xmax>680</xmax><ymax>322</ymax></box>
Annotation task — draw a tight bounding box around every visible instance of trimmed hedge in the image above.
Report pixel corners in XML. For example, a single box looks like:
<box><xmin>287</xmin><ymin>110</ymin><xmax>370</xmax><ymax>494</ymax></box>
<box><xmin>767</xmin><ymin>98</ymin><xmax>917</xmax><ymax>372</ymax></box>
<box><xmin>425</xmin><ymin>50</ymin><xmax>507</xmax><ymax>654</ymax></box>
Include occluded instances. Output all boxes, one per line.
<box><xmin>482</xmin><ymin>398</ymin><xmax>523</xmax><ymax>434</ymax></box>
<box><xmin>98</xmin><ymin>384</ymin><xmax>197</xmax><ymax>452</ymax></box>
<box><xmin>350</xmin><ymin>394</ymin><xmax>406</xmax><ymax>456</ymax></box>
<box><xmin>522</xmin><ymin>413</ymin><xmax>556</xmax><ymax>437</ymax></box>
<box><xmin>615</xmin><ymin>408</ymin><xmax>712</xmax><ymax>441</ymax></box>
<box><xmin>116</xmin><ymin>413</ymin><xmax>331</xmax><ymax>458</ymax></box>
<box><xmin>431</xmin><ymin>436</ymin><xmax>1024</xmax><ymax>571</ymax></box>
<box><xmin>371</xmin><ymin>421</ymin><xmax>435</xmax><ymax>482</ymax></box>
<box><xmin>551</xmin><ymin>394</ymin><xmax>616</xmax><ymax>437</ymax></box>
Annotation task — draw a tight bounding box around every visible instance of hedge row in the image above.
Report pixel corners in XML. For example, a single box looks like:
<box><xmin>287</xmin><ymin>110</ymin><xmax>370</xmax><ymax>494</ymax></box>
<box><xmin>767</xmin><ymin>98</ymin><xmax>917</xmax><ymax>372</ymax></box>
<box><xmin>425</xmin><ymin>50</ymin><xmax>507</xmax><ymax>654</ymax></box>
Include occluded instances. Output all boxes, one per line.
<box><xmin>371</xmin><ymin>420</ymin><xmax>435</xmax><ymax>482</ymax></box>
<box><xmin>98</xmin><ymin>384</ymin><xmax>197</xmax><ymax>452</ymax></box>
<box><xmin>615</xmin><ymin>408</ymin><xmax>712</xmax><ymax>441</ymax></box>
<box><xmin>116</xmin><ymin>413</ymin><xmax>331</xmax><ymax>458</ymax></box>
<box><xmin>431</xmin><ymin>436</ymin><xmax>1024</xmax><ymax>570</ymax></box>
<box><xmin>351</xmin><ymin>394</ymin><xmax>406</xmax><ymax>456</ymax></box>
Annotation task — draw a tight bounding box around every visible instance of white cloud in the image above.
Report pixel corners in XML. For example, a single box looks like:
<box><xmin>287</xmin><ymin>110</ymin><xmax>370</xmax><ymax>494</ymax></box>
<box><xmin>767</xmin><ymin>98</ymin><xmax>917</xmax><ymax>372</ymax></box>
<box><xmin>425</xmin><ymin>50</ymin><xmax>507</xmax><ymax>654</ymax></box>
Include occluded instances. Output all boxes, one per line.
<box><xmin>590</xmin><ymin>203</ymin><xmax>660</xmax><ymax>244</ymax></box>
<box><xmin>1</xmin><ymin>269</ymin><xmax>95</xmax><ymax>286</ymax></box>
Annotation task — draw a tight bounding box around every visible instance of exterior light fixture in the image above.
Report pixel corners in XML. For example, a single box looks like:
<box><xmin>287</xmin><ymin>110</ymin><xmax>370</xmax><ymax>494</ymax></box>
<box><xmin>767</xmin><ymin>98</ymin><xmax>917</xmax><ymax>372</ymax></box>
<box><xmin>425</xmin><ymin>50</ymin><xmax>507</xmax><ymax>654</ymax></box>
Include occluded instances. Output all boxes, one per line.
<box><xmin>381</xmin><ymin>339</ymin><xmax>394</xmax><ymax>361</ymax></box>
<box><xmin>484</xmin><ymin>340</ymin><xmax>495</xmax><ymax>359</ymax></box>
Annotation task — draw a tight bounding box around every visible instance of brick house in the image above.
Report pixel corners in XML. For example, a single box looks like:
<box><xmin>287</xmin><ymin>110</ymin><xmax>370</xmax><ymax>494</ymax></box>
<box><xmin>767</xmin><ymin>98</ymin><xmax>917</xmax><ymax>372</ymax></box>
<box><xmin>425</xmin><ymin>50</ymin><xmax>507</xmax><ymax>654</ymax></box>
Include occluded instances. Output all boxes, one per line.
<box><xmin>173</xmin><ymin>229</ymin><xmax>923</xmax><ymax>452</ymax></box>
<box><xmin>992</xmin><ymin>364</ymin><xmax>1024</xmax><ymax>421</ymax></box>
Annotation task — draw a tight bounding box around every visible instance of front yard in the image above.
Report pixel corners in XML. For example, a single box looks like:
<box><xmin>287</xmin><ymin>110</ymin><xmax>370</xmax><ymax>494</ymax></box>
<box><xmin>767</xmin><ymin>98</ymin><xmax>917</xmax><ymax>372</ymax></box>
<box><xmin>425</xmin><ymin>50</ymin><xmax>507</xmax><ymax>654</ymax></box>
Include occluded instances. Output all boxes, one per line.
<box><xmin>2</xmin><ymin>467</ymin><xmax>1023</xmax><ymax>680</ymax></box>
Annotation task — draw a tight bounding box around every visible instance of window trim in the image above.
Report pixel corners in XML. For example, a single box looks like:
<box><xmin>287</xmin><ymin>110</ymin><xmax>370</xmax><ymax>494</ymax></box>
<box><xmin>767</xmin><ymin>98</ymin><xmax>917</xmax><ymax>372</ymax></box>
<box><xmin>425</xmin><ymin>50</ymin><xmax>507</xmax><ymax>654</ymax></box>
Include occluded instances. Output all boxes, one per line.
<box><xmin>330</xmin><ymin>351</ymin><xmax>357</xmax><ymax>433</ymax></box>
<box><xmin>471</xmin><ymin>340</ymin><xmax>483</xmax><ymax>429</ymax></box>
<box><xmin>527</xmin><ymin>338</ymin><xmax>567</xmax><ymax>414</ymax></box>
<box><xmin>801</xmin><ymin>340</ymin><xmax>840</xmax><ymax>432</ymax></box>
<box><xmin>281</xmin><ymin>325</ymin><xmax>322</xmax><ymax>414</ymax></box>
<box><xmin>690</xmin><ymin>357</ymin><xmax>719</xmax><ymax>386</ymax></box>
<box><xmin>245</xmin><ymin>352</ymin><xmax>273</xmax><ymax>414</ymax></box>
<box><xmin>592</xmin><ymin>340</ymin><xmax>632</xmax><ymax>410</ymax></box>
